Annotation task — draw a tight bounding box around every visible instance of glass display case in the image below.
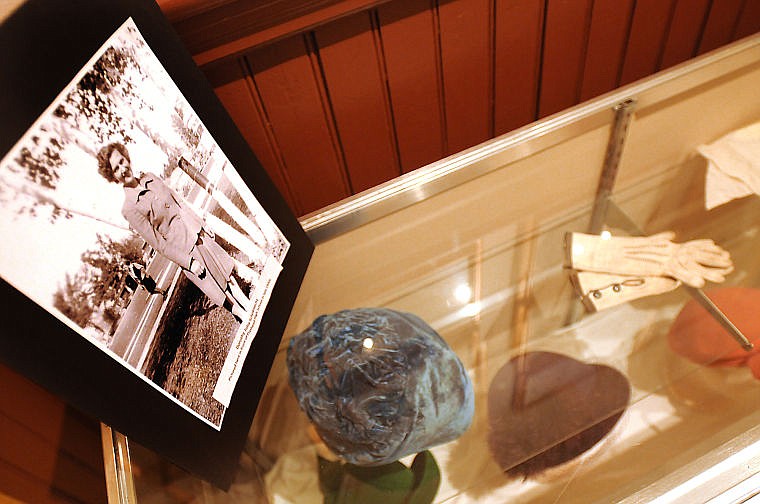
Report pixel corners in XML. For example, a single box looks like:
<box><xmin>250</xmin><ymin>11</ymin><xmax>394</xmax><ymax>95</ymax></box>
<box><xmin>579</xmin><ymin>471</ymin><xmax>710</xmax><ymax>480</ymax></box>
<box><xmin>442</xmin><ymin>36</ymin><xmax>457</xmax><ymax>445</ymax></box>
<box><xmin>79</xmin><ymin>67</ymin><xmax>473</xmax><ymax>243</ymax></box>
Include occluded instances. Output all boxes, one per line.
<box><xmin>110</xmin><ymin>33</ymin><xmax>760</xmax><ymax>503</ymax></box>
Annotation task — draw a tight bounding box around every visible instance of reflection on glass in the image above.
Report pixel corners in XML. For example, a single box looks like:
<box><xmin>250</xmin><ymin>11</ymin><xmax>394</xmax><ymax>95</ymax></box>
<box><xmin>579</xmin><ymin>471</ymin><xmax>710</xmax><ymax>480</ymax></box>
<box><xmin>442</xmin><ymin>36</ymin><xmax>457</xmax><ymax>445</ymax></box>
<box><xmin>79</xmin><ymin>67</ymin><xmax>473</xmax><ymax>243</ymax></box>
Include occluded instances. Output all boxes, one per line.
<box><xmin>460</xmin><ymin>302</ymin><xmax>481</xmax><ymax>318</ymax></box>
<box><xmin>454</xmin><ymin>283</ymin><xmax>473</xmax><ymax>304</ymax></box>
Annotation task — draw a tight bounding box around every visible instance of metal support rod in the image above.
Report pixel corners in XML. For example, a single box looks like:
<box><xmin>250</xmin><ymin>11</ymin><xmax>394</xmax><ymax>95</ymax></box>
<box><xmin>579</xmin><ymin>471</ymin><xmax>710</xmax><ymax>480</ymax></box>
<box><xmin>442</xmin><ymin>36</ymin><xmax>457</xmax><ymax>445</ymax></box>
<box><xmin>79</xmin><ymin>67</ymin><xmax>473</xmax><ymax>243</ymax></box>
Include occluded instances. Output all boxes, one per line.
<box><xmin>606</xmin><ymin>201</ymin><xmax>754</xmax><ymax>352</ymax></box>
<box><xmin>101</xmin><ymin>424</ymin><xmax>138</xmax><ymax>503</ymax></box>
<box><xmin>587</xmin><ymin>98</ymin><xmax>637</xmax><ymax>234</ymax></box>
<box><xmin>684</xmin><ymin>286</ymin><xmax>754</xmax><ymax>351</ymax></box>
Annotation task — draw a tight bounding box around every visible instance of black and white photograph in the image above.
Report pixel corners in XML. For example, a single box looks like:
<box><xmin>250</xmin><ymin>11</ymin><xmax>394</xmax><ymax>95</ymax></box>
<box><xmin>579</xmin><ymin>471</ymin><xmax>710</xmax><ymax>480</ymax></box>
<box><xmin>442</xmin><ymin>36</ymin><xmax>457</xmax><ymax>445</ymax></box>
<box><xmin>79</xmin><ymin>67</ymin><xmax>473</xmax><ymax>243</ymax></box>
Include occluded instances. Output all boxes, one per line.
<box><xmin>0</xmin><ymin>18</ymin><xmax>289</xmax><ymax>429</ymax></box>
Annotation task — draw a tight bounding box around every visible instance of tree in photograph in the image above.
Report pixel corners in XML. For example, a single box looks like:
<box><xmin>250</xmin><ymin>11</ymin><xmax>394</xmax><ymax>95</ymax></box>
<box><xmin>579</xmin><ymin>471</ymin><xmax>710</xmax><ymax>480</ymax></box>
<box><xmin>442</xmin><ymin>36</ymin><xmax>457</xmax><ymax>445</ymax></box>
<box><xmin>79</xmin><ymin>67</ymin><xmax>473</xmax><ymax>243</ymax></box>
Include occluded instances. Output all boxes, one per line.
<box><xmin>15</xmin><ymin>135</ymin><xmax>63</xmax><ymax>189</ymax></box>
<box><xmin>53</xmin><ymin>273</ymin><xmax>94</xmax><ymax>328</ymax></box>
<box><xmin>2</xmin><ymin>44</ymin><xmax>142</xmax><ymax>222</ymax></box>
<box><xmin>7</xmin><ymin>135</ymin><xmax>70</xmax><ymax>220</ymax></box>
<box><xmin>55</xmin><ymin>45</ymin><xmax>139</xmax><ymax>150</ymax></box>
<box><xmin>80</xmin><ymin>233</ymin><xmax>145</xmax><ymax>305</ymax></box>
<box><xmin>3</xmin><ymin>31</ymin><xmax>213</xmax><ymax>227</ymax></box>
<box><xmin>52</xmin><ymin>234</ymin><xmax>145</xmax><ymax>333</ymax></box>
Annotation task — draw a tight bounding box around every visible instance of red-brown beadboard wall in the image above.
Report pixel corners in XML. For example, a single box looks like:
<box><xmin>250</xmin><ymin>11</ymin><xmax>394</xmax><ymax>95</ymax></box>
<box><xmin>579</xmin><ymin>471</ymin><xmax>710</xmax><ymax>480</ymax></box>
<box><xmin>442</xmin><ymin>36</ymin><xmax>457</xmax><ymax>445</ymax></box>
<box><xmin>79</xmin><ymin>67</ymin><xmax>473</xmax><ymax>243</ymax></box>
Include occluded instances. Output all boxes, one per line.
<box><xmin>0</xmin><ymin>365</ymin><xmax>106</xmax><ymax>504</ymax></box>
<box><xmin>162</xmin><ymin>0</ymin><xmax>760</xmax><ymax>217</ymax></box>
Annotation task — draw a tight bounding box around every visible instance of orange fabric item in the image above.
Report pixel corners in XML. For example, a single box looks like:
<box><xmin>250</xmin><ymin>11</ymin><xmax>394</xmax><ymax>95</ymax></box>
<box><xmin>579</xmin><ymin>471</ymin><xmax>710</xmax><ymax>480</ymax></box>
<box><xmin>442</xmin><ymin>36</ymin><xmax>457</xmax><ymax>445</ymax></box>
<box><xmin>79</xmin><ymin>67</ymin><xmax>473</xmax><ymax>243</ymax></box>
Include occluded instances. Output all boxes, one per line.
<box><xmin>667</xmin><ymin>287</ymin><xmax>760</xmax><ymax>374</ymax></box>
<box><xmin>747</xmin><ymin>354</ymin><xmax>760</xmax><ymax>380</ymax></box>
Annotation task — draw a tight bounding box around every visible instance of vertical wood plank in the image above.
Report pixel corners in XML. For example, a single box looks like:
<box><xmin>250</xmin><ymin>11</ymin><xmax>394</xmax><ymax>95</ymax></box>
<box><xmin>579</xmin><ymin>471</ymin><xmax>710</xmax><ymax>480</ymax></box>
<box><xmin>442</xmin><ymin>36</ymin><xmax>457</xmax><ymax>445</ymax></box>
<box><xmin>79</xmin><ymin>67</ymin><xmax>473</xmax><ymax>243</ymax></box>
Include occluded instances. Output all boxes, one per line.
<box><xmin>539</xmin><ymin>0</ymin><xmax>594</xmax><ymax>118</ymax></box>
<box><xmin>494</xmin><ymin>0</ymin><xmax>545</xmax><ymax>135</ymax></box>
<box><xmin>314</xmin><ymin>12</ymin><xmax>401</xmax><ymax>193</ymax></box>
<box><xmin>246</xmin><ymin>35</ymin><xmax>351</xmax><ymax>215</ymax></box>
<box><xmin>378</xmin><ymin>0</ymin><xmax>446</xmax><ymax>173</ymax></box>
<box><xmin>579</xmin><ymin>0</ymin><xmax>635</xmax><ymax>101</ymax></box>
<box><xmin>734</xmin><ymin>0</ymin><xmax>760</xmax><ymax>39</ymax></box>
<box><xmin>437</xmin><ymin>0</ymin><xmax>494</xmax><ymax>154</ymax></box>
<box><xmin>619</xmin><ymin>0</ymin><xmax>677</xmax><ymax>86</ymax></box>
<box><xmin>698</xmin><ymin>0</ymin><xmax>746</xmax><ymax>53</ymax></box>
<box><xmin>659</xmin><ymin>0</ymin><xmax>712</xmax><ymax>69</ymax></box>
<box><xmin>205</xmin><ymin>59</ymin><xmax>299</xmax><ymax>213</ymax></box>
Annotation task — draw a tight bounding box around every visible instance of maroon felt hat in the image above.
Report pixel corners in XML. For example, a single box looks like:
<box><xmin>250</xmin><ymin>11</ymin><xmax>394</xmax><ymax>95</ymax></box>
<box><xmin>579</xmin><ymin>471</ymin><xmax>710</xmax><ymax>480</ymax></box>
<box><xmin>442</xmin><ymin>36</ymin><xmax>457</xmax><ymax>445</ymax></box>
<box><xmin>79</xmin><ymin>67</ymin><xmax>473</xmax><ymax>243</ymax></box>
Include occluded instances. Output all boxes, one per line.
<box><xmin>667</xmin><ymin>287</ymin><xmax>760</xmax><ymax>377</ymax></box>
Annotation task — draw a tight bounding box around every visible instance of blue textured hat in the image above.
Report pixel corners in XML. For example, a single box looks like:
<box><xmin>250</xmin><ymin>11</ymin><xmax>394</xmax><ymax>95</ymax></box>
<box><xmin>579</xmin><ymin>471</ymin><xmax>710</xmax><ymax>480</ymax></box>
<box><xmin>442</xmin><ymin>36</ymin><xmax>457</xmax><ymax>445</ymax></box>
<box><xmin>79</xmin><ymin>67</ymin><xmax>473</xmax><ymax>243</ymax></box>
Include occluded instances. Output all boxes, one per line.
<box><xmin>287</xmin><ymin>308</ymin><xmax>474</xmax><ymax>466</ymax></box>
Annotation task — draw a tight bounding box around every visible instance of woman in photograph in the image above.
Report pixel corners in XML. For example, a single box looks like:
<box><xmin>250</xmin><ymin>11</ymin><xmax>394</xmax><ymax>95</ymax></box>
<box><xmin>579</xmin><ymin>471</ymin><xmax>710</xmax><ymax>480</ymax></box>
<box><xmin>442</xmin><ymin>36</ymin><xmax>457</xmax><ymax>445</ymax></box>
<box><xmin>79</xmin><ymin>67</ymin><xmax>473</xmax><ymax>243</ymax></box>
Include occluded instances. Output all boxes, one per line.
<box><xmin>97</xmin><ymin>142</ymin><xmax>250</xmax><ymax>323</ymax></box>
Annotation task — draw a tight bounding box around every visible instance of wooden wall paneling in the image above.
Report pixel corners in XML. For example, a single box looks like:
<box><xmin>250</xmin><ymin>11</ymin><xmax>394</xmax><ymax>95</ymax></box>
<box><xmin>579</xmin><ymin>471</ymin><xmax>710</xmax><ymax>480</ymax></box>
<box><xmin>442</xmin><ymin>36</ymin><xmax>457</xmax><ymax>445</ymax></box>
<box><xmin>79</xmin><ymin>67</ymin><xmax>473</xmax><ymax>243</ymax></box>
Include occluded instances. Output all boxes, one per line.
<box><xmin>377</xmin><ymin>0</ymin><xmax>446</xmax><ymax>173</ymax></box>
<box><xmin>539</xmin><ymin>0</ymin><xmax>594</xmax><ymax>118</ymax></box>
<box><xmin>56</xmin><ymin>408</ymin><xmax>106</xmax><ymax>476</ymax></box>
<box><xmin>734</xmin><ymin>0</ymin><xmax>760</xmax><ymax>39</ymax></box>
<box><xmin>49</xmin><ymin>441</ymin><xmax>106</xmax><ymax>504</ymax></box>
<box><xmin>158</xmin><ymin>0</ymin><xmax>233</xmax><ymax>22</ymax></box>
<box><xmin>314</xmin><ymin>12</ymin><xmax>401</xmax><ymax>193</ymax></box>
<box><xmin>205</xmin><ymin>59</ymin><xmax>298</xmax><ymax>213</ymax></box>
<box><xmin>0</xmin><ymin>368</ymin><xmax>103</xmax><ymax>475</ymax></box>
<box><xmin>168</xmin><ymin>0</ymin><xmax>396</xmax><ymax>65</ymax></box>
<box><xmin>619</xmin><ymin>0</ymin><xmax>678</xmax><ymax>86</ymax></box>
<box><xmin>659</xmin><ymin>0</ymin><xmax>712</xmax><ymax>69</ymax></box>
<box><xmin>0</xmin><ymin>367</ymin><xmax>105</xmax><ymax>504</ymax></box>
<box><xmin>0</xmin><ymin>365</ymin><xmax>65</xmax><ymax>443</ymax></box>
<box><xmin>579</xmin><ymin>0</ymin><xmax>635</xmax><ymax>101</ymax></box>
<box><xmin>0</xmin><ymin>458</ymin><xmax>68</xmax><ymax>504</ymax></box>
<box><xmin>245</xmin><ymin>35</ymin><xmax>351</xmax><ymax>215</ymax></box>
<box><xmin>493</xmin><ymin>0</ymin><xmax>545</xmax><ymax>135</ymax></box>
<box><xmin>698</xmin><ymin>0</ymin><xmax>746</xmax><ymax>54</ymax></box>
<box><xmin>437</xmin><ymin>0</ymin><xmax>494</xmax><ymax>155</ymax></box>
<box><xmin>0</xmin><ymin>415</ymin><xmax>103</xmax><ymax>503</ymax></box>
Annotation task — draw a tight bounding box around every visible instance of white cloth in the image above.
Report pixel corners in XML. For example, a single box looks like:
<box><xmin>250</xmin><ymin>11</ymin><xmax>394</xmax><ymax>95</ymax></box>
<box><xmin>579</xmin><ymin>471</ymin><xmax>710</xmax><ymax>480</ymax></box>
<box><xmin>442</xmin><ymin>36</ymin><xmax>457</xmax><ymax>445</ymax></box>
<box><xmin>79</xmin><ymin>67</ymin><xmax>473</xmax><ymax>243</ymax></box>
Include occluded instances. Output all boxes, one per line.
<box><xmin>264</xmin><ymin>445</ymin><xmax>322</xmax><ymax>504</ymax></box>
<box><xmin>698</xmin><ymin>121</ymin><xmax>760</xmax><ymax>209</ymax></box>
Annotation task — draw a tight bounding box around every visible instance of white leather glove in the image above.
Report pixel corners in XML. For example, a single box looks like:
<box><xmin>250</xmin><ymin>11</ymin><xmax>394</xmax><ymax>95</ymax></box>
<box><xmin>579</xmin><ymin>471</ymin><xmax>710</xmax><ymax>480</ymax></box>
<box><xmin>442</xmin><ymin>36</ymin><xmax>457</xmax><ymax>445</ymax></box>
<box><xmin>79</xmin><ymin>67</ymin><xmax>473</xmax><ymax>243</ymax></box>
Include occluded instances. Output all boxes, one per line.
<box><xmin>566</xmin><ymin>231</ymin><xmax>733</xmax><ymax>288</ymax></box>
<box><xmin>570</xmin><ymin>271</ymin><xmax>680</xmax><ymax>311</ymax></box>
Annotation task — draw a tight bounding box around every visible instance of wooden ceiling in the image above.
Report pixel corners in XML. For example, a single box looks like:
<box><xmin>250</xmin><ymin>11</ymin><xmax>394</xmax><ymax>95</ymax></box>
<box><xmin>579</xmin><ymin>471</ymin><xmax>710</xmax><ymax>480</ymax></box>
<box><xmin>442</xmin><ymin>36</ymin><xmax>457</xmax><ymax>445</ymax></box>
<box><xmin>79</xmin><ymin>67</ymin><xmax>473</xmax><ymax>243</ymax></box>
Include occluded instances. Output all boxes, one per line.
<box><xmin>159</xmin><ymin>0</ymin><xmax>760</xmax><ymax>216</ymax></box>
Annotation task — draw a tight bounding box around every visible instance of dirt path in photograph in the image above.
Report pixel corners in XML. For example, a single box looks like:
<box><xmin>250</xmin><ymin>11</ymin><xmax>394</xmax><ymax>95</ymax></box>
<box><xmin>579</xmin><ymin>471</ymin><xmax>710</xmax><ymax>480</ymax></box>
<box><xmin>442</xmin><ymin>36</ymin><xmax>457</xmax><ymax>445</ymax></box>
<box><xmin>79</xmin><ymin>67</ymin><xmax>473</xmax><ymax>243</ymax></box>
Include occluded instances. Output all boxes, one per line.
<box><xmin>142</xmin><ymin>274</ymin><xmax>238</xmax><ymax>426</ymax></box>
